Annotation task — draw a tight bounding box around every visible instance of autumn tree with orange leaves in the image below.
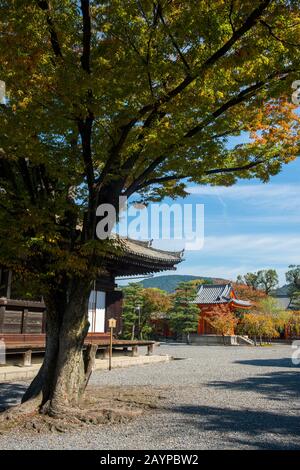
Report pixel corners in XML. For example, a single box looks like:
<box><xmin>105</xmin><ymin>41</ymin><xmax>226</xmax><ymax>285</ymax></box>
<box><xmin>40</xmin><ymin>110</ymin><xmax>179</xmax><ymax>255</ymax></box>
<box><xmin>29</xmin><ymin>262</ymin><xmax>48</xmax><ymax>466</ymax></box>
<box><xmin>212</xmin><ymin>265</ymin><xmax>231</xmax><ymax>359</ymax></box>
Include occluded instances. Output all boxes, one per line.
<box><xmin>0</xmin><ymin>1</ymin><xmax>300</xmax><ymax>419</ymax></box>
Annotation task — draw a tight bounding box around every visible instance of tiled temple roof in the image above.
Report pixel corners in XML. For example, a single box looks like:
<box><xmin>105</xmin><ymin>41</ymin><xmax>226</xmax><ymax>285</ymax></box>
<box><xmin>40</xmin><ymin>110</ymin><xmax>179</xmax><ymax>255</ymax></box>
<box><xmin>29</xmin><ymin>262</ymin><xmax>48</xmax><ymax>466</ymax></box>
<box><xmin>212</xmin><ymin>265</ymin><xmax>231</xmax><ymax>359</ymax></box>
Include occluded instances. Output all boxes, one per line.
<box><xmin>103</xmin><ymin>236</ymin><xmax>184</xmax><ymax>276</ymax></box>
<box><xmin>119</xmin><ymin>237</ymin><xmax>183</xmax><ymax>263</ymax></box>
<box><xmin>192</xmin><ymin>283</ymin><xmax>251</xmax><ymax>307</ymax></box>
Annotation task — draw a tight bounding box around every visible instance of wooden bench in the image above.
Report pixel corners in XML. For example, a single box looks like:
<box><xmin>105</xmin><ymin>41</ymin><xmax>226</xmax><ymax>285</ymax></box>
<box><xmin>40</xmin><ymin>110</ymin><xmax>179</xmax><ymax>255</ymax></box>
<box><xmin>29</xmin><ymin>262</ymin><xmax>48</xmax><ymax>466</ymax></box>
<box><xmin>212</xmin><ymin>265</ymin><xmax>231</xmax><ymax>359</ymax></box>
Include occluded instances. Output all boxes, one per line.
<box><xmin>1</xmin><ymin>336</ymin><xmax>158</xmax><ymax>367</ymax></box>
<box><xmin>96</xmin><ymin>340</ymin><xmax>157</xmax><ymax>359</ymax></box>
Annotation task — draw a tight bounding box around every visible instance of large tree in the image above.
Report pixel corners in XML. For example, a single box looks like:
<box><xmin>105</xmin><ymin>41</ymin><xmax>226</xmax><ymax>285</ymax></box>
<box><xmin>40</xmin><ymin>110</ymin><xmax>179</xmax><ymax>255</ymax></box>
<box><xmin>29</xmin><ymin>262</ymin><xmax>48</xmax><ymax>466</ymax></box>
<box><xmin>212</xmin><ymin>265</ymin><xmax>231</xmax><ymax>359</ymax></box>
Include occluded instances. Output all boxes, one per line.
<box><xmin>237</xmin><ymin>269</ymin><xmax>278</xmax><ymax>293</ymax></box>
<box><xmin>238</xmin><ymin>272</ymin><xmax>260</xmax><ymax>290</ymax></box>
<box><xmin>232</xmin><ymin>282</ymin><xmax>267</xmax><ymax>304</ymax></box>
<box><xmin>0</xmin><ymin>1</ymin><xmax>300</xmax><ymax>416</ymax></box>
<box><xmin>256</xmin><ymin>269</ymin><xmax>278</xmax><ymax>294</ymax></box>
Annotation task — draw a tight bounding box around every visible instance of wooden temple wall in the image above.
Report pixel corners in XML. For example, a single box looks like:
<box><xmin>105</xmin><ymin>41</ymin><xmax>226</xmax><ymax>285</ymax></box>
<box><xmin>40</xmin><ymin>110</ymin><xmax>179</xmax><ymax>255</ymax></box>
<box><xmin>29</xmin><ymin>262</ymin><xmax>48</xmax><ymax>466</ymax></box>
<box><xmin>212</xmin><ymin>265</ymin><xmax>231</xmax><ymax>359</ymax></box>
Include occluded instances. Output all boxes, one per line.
<box><xmin>0</xmin><ymin>299</ymin><xmax>46</xmax><ymax>335</ymax></box>
<box><xmin>0</xmin><ymin>290</ymin><xmax>123</xmax><ymax>337</ymax></box>
<box><xmin>105</xmin><ymin>290</ymin><xmax>123</xmax><ymax>335</ymax></box>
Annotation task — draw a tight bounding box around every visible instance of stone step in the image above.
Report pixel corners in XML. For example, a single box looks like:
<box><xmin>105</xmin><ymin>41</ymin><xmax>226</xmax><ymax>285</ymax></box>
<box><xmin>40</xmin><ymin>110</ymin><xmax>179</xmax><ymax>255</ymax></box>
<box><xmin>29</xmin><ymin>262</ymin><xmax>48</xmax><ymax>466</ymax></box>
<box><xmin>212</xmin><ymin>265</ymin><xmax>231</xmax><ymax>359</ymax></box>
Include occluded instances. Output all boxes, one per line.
<box><xmin>236</xmin><ymin>335</ymin><xmax>255</xmax><ymax>346</ymax></box>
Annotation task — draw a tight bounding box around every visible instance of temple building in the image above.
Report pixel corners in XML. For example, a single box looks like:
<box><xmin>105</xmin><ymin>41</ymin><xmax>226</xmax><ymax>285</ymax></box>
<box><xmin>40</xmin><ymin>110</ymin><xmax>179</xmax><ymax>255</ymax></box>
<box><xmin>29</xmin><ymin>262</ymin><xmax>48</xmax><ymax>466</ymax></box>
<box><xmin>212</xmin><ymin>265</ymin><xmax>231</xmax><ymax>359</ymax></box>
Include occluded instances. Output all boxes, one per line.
<box><xmin>0</xmin><ymin>238</ymin><xmax>183</xmax><ymax>345</ymax></box>
<box><xmin>192</xmin><ymin>283</ymin><xmax>251</xmax><ymax>335</ymax></box>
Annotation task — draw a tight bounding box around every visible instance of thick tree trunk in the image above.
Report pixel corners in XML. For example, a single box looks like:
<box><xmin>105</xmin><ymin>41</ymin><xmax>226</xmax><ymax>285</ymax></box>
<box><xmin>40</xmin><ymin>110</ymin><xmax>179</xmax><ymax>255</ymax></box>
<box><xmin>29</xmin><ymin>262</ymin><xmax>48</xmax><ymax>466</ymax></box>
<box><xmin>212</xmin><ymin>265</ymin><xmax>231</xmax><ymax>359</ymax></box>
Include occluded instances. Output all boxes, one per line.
<box><xmin>47</xmin><ymin>279</ymin><xmax>91</xmax><ymax>415</ymax></box>
<box><xmin>22</xmin><ymin>277</ymin><xmax>93</xmax><ymax>416</ymax></box>
<box><xmin>21</xmin><ymin>307</ymin><xmax>60</xmax><ymax>405</ymax></box>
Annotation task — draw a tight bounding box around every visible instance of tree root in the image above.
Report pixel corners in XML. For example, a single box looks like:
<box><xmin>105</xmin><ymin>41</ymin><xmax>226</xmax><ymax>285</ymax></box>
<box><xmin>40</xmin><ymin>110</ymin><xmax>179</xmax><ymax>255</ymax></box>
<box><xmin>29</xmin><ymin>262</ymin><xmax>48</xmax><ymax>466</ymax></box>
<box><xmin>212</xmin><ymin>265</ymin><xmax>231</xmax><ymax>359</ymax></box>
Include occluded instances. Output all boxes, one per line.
<box><xmin>0</xmin><ymin>385</ymin><xmax>164</xmax><ymax>435</ymax></box>
<box><xmin>19</xmin><ymin>406</ymin><xmax>142</xmax><ymax>434</ymax></box>
<box><xmin>0</xmin><ymin>395</ymin><xmax>42</xmax><ymax>433</ymax></box>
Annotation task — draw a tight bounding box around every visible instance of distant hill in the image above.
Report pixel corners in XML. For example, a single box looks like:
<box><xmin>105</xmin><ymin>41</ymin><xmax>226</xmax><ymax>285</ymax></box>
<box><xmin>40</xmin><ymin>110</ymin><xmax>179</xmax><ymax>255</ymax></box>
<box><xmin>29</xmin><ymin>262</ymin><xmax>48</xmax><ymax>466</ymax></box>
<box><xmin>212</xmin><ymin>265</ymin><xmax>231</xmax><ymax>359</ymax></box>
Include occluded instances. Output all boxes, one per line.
<box><xmin>271</xmin><ymin>284</ymin><xmax>292</xmax><ymax>297</ymax></box>
<box><xmin>139</xmin><ymin>274</ymin><xmax>229</xmax><ymax>293</ymax></box>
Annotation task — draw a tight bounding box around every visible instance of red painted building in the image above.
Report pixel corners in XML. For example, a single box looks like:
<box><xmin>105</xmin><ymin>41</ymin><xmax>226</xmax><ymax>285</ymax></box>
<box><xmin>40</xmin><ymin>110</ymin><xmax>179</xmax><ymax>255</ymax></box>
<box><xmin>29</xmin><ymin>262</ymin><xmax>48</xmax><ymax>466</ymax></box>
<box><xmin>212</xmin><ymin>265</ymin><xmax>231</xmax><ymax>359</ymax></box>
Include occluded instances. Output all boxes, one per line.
<box><xmin>192</xmin><ymin>283</ymin><xmax>251</xmax><ymax>335</ymax></box>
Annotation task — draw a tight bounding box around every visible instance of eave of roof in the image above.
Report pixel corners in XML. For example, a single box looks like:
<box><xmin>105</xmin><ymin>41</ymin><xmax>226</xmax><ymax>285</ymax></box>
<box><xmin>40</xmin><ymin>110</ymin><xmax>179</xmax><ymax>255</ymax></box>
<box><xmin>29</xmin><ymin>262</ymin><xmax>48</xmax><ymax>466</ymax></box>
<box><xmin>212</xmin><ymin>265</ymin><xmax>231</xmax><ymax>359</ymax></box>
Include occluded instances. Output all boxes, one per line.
<box><xmin>230</xmin><ymin>298</ymin><xmax>252</xmax><ymax>308</ymax></box>
<box><xmin>118</xmin><ymin>237</ymin><xmax>184</xmax><ymax>263</ymax></box>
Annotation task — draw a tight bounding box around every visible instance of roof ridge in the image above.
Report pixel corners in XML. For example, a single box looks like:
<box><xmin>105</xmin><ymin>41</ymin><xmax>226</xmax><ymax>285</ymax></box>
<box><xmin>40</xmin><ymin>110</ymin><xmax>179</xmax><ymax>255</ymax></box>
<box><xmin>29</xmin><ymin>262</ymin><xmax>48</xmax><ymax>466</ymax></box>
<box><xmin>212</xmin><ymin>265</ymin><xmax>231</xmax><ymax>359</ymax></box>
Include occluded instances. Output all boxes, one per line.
<box><xmin>200</xmin><ymin>283</ymin><xmax>231</xmax><ymax>288</ymax></box>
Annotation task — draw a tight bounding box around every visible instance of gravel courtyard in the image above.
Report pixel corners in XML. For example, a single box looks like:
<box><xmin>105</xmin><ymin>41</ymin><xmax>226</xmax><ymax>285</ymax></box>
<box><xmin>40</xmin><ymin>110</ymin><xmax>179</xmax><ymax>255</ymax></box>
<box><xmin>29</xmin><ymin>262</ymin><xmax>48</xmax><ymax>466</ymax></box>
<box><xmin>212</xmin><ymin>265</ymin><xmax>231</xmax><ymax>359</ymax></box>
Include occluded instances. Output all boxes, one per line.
<box><xmin>0</xmin><ymin>343</ymin><xmax>300</xmax><ymax>450</ymax></box>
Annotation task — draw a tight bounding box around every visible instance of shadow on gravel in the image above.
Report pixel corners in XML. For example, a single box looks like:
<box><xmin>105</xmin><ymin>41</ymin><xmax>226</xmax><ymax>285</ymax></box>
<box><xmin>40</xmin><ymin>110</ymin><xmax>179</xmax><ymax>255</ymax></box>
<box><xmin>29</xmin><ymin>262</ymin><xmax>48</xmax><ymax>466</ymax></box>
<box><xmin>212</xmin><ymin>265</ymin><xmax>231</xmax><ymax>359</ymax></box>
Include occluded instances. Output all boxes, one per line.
<box><xmin>234</xmin><ymin>358</ymin><xmax>295</xmax><ymax>368</ymax></box>
<box><xmin>208</xmin><ymin>371</ymin><xmax>300</xmax><ymax>401</ymax></box>
<box><xmin>172</xmin><ymin>405</ymin><xmax>300</xmax><ymax>449</ymax></box>
<box><xmin>0</xmin><ymin>383</ymin><xmax>27</xmax><ymax>411</ymax></box>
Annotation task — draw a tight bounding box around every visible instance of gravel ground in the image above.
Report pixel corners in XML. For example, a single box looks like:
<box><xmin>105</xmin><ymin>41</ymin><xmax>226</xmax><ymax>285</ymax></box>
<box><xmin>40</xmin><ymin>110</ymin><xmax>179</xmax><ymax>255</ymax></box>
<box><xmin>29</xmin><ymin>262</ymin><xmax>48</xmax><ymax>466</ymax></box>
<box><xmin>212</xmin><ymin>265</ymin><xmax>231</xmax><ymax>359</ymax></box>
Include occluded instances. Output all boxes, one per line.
<box><xmin>0</xmin><ymin>343</ymin><xmax>300</xmax><ymax>450</ymax></box>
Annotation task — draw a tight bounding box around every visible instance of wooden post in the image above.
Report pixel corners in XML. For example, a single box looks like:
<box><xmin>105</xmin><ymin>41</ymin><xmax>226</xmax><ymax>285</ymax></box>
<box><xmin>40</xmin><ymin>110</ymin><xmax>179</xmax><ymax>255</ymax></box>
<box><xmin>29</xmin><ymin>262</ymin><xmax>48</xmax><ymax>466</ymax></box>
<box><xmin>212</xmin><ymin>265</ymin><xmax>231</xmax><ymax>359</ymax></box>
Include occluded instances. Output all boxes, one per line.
<box><xmin>0</xmin><ymin>305</ymin><xmax>5</xmax><ymax>332</ymax></box>
<box><xmin>22</xmin><ymin>350</ymin><xmax>32</xmax><ymax>367</ymax></box>
<box><xmin>108</xmin><ymin>318</ymin><xmax>116</xmax><ymax>371</ymax></box>
<box><xmin>147</xmin><ymin>343</ymin><xmax>154</xmax><ymax>356</ymax></box>
<box><xmin>103</xmin><ymin>347</ymin><xmax>109</xmax><ymax>359</ymax></box>
<box><xmin>5</xmin><ymin>270</ymin><xmax>12</xmax><ymax>299</ymax></box>
<box><xmin>109</xmin><ymin>326</ymin><xmax>113</xmax><ymax>371</ymax></box>
<box><xmin>131</xmin><ymin>345</ymin><xmax>138</xmax><ymax>357</ymax></box>
<box><xmin>21</xmin><ymin>308</ymin><xmax>28</xmax><ymax>334</ymax></box>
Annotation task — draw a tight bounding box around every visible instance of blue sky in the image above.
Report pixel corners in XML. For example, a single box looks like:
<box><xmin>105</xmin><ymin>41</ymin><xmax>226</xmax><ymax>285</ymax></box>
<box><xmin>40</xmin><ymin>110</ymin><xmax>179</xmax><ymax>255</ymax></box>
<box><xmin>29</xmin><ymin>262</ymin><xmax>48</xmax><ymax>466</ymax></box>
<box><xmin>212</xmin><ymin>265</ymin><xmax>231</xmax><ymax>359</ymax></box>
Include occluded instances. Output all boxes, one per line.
<box><xmin>137</xmin><ymin>154</ymin><xmax>300</xmax><ymax>287</ymax></box>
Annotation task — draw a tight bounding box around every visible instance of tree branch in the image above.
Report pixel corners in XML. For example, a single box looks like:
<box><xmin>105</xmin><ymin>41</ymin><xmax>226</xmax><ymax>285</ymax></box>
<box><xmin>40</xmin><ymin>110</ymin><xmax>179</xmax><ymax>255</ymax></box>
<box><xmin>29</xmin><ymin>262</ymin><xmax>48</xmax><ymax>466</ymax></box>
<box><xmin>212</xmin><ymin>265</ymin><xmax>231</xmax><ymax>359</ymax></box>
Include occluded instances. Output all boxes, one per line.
<box><xmin>132</xmin><ymin>160</ymin><xmax>264</xmax><ymax>192</ymax></box>
<box><xmin>18</xmin><ymin>158</ymin><xmax>37</xmax><ymax>205</ymax></box>
<box><xmin>77</xmin><ymin>113</ymin><xmax>94</xmax><ymax>194</ymax></box>
<box><xmin>123</xmin><ymin>64</ymin><xmax>295</xmax><ymax>198</ymax></box>
<box><xmin>152</xmin><ymin>0</ymin><xmax>270</xmax><ymax>107</ymax></box>
<box><xmin>80</xmin><ymin>0</ymin><xmax>92</xmax><ymax>73</ymax></box>
<box><xmin>260</xmin><ymin>19</ymin><xmax>300</xmax><ymax>48</ymax></box>
<box><xmin>119</xmin><ymin>0</ymin><xmax>271</xmax><ymax>170</ymax></box>
<box><xmin>228</xmin><ymin>0</ymin><xmax>236</xmax><ymax>33</ymax></box>
<box><xmin>184</xmin><ymin>81</ymin><xmax>268</xmax><ymax>139</ymax></box>
<box><xmin>157</xmin><ymin>3</ymin><xmax>191</xmax><ymax>73</ymax></box>
<box><xmin>123</xmin><ymin>72</ymin><xmax>284</xmax><ymax>196</ymax></box>
<box><xmin>37</xmin><ymin>1</ymin><xmax>63</xmax><ymax>58</ymax></box>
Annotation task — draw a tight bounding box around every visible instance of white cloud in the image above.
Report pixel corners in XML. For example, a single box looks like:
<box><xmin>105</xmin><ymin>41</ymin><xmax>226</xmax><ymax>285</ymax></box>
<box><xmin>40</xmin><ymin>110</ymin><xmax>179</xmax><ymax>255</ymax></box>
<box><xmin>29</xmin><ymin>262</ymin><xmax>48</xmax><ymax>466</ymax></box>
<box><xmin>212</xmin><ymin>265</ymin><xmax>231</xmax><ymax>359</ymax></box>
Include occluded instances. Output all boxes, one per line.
<box><xmin>152</xmin><ymin>234</ymin><xmax>300</xmax><ymax>285</ymax></box>
<box><xmin>153</xmin><ymin>233</ymin><xmax>300</xmax><ymax>264</ymax></box>
<box><xmin>187</xmin><ymin>183</ymin><xmax>300</xmax><ymax>211</ymax></box>
<box><xmin>201</xmin><ymin>234</ymin><xmax>300</xmax><ymax>264</ymax></box>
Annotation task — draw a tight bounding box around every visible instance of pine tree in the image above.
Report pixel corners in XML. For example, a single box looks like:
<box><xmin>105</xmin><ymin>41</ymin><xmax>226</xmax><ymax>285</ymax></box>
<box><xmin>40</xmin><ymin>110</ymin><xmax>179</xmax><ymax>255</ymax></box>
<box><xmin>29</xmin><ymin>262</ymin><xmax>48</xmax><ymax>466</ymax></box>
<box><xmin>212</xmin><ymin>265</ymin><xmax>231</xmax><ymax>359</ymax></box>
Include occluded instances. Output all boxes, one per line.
<box><xmin>122</xmin><ymin>283</ymin><xmax>144</xmax><ymax>340</ymax></box>
<box><xmin>169</xmin><ymin>282</ymin><xmax>199</xmax><ymax>344</ymax></box>
<box><xmin>122</xmin><ymin>285</ymin><xmax>171</xmax><ymax>339</ymax></box>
